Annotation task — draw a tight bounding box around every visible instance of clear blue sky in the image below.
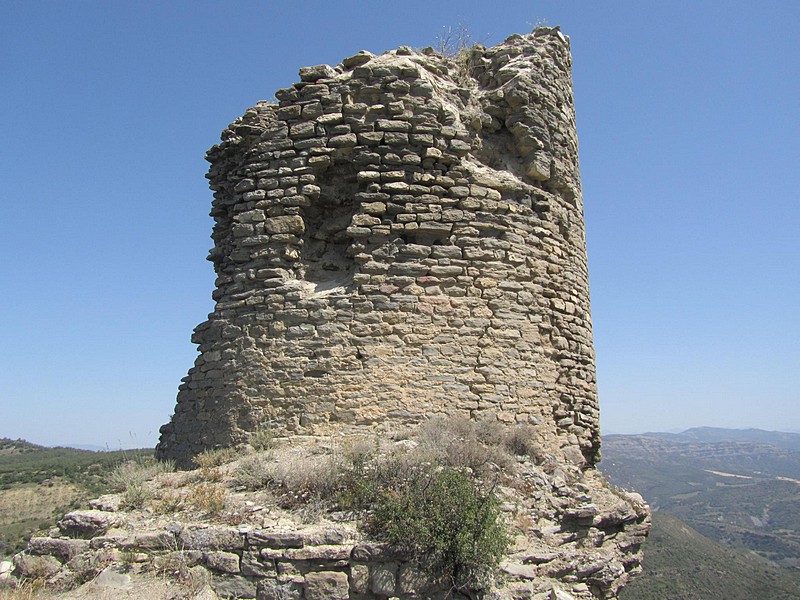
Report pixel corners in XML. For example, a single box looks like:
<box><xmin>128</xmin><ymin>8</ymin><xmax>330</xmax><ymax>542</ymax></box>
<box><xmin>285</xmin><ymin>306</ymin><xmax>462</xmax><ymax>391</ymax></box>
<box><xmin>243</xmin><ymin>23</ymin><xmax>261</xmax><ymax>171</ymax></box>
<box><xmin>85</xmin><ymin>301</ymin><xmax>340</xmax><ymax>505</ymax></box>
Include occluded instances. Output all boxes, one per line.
<box><xmin>2</xmin><ymin>1</ymin><xmax>798</xmax><ymax>448</ymax></box>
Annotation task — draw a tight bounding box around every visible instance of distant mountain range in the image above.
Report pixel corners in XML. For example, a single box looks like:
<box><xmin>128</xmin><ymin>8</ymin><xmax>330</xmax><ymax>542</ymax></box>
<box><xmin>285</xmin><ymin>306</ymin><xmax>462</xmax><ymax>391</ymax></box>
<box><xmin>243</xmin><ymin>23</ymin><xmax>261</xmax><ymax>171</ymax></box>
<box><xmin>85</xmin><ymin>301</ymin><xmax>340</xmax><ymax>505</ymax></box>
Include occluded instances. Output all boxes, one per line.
<box><xmin>639</xmin><ymin>426</ymin><xmax>800</xmax><ymax>452</ymax></box>
<box><xmin>601</xmin><ymin>427</ymin><xmax>800</xmax><ymax>599</ymax></box>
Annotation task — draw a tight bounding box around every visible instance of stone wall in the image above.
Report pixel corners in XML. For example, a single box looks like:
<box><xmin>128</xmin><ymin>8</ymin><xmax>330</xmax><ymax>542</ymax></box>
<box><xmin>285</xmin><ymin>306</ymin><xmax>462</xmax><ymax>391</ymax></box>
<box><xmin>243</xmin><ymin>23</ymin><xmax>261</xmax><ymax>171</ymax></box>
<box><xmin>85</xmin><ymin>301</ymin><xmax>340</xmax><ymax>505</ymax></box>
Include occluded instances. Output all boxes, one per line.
<box><xmin>157</xmin><ymin>28</ymin><xmax>599</xmax><ymax>468</ymax></box>
<box><xmin>10</xmin><ymin>454</ymin><xmax>649</xmax><ymax>600</ymax></box>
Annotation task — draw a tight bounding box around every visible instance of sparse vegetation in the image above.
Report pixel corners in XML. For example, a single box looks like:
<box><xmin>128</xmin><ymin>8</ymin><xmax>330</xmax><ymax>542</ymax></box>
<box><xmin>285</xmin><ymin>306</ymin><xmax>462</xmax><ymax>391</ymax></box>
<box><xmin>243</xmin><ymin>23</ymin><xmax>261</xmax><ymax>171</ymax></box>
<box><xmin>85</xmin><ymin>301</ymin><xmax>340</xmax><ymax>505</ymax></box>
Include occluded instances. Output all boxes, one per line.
<box><xmin>108</xmin><ymin>457</ymin><xmax>173</xmax><ymax>509</ymax></box>
<box><xmin>232</xmin><ymin>453</ymin><xmax>274</xmax><ymax>491</ymax></box>
<box><xmin>151</xmin><ymin>490</ymin><xmax>184</xmax><ymax>515</ymax></box>
<box><xmin>192</xmin><ymin>448</ymin><xmax>236</xmax><ymax>471</ymax></box>
<box><xmin>184</xmin><ymin>483</ymin><xmax>226</xmax><ymax>515</ymax></box>
<box><xmin>192</xmin><ymin>447</ymin><xmax>236</xmax><ymax>483</ymax></box>
<box><xmin>248</xmin><ymin>428</ymin><xmax>275</xmax><ymax>452</ymax></box>
<box><xmin>434</xmin><ymin>22</ymin><xmax>475</xmax><ymax>57</ymax></box>
<box><xmin>0</xmin><ymin>439</ymin><xmax>153</xmax><ymax>556</ymax></box>
<box><xmin>1</xmin><ymin>421</ymin><xmax>519</xmax><ymax>592</ymax></box>
<box><xmin>0</xmin><ymin>578</ymin><xmax>48</xmax><ymax>600</ymax></box>
<box><xmin>237</xmin><ymin>417</ymin><xmax>515</xmax><ymax>587</ymax></box>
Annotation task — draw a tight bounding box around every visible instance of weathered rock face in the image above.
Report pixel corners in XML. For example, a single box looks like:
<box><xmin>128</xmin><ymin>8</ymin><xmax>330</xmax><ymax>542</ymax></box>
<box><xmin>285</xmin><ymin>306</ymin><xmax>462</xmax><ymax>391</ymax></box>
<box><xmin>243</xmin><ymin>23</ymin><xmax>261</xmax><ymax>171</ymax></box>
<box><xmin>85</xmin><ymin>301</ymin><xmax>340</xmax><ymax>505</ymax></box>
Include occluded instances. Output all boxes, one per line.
<box><xmin>157</xmin><ymin>28</ymin><xmax>599</xmax><ymax>468</ymax></box>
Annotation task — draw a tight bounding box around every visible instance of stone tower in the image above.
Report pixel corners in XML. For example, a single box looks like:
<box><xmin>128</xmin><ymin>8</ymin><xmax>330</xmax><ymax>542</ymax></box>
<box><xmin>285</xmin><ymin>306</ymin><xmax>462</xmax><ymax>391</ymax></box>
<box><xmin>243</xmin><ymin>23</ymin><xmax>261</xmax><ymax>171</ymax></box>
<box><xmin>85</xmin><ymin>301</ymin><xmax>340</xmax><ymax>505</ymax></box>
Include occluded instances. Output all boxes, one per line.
<box><xmin>157</xmin><ymin>28</ymin><xmax>599</xmax><ymax>468</ymax></box>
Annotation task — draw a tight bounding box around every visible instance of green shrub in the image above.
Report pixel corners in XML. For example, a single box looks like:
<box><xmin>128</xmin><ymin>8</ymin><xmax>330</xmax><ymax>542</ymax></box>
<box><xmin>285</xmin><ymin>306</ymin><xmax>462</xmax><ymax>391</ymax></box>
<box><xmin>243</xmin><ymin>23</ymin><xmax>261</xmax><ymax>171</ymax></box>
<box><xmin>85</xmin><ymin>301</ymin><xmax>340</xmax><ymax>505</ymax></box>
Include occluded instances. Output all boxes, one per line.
<box><xmin>365</xmin><ymin>467</ymin><xmax>509</xmax><ymax>588</ymax></box>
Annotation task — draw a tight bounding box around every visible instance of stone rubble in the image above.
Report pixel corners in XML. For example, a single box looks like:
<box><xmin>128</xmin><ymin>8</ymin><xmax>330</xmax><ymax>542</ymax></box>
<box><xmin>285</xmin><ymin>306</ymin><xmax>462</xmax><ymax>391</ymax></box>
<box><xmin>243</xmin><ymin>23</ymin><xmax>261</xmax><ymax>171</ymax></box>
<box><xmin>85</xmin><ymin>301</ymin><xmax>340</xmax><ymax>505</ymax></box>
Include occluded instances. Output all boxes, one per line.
<box><xmin>9</xmin><ymin>444</ymin><xmax>648</xmax><ymax>599</ymax></box>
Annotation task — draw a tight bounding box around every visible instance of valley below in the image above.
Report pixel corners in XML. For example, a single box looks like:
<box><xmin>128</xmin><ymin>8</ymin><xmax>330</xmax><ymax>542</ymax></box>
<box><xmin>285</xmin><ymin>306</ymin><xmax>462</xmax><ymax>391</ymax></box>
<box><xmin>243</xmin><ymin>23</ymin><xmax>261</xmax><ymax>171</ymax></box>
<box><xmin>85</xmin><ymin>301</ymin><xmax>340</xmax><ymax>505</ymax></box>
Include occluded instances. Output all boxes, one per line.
<box><xmin>601</xmin><ymin>427</ymin><xmax>800</xmax><ymax>599</ymax></box>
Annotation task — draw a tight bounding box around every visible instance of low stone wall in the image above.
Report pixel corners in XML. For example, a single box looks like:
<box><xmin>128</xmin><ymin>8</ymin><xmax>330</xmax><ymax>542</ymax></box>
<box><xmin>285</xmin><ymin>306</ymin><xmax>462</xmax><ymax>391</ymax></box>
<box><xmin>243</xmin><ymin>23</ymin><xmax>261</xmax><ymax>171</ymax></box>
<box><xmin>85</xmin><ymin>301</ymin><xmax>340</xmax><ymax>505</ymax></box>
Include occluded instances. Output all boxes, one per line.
<box><xmin>10</xmin><ymin>460</ymin><xmax>649</xmax><ymax>599</ymax></box>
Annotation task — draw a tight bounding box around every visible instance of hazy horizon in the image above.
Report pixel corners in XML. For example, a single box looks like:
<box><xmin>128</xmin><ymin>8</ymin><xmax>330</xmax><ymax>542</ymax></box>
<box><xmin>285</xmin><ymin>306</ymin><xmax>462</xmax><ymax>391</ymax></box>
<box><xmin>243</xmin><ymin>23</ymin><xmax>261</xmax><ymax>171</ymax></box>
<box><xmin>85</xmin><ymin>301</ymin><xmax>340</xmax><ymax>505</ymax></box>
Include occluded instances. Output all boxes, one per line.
<box><xmin>6</xmin><ymin>424</ymin><xmax>800</xmax><ymax>453</ymax></box>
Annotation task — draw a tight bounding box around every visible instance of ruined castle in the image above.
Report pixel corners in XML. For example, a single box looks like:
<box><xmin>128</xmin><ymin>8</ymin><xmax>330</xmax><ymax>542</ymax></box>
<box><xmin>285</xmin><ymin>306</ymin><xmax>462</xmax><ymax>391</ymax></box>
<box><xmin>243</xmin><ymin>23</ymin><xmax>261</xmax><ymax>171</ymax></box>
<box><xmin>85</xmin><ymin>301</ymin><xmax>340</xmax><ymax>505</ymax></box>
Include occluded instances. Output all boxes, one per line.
<box><xmin>157</xmin><ymin>28</ymin><xmax>599</xmax><ymax>468</ymax></box>
<box><xmin>12</xmin><ymin>30</ymin><xmax>649</xmax><ymax>600</ymax></box>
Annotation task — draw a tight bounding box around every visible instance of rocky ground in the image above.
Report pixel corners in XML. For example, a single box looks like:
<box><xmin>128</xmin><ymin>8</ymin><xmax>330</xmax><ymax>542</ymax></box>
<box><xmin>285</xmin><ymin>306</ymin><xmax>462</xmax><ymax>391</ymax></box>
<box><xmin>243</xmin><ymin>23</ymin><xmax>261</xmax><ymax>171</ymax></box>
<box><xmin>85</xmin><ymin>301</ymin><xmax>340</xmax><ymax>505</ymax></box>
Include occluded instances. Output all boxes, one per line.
<box><xmin>2</xmin><ymin>422</ymin><xmax>649</xmax><ymax>599</ymax></box>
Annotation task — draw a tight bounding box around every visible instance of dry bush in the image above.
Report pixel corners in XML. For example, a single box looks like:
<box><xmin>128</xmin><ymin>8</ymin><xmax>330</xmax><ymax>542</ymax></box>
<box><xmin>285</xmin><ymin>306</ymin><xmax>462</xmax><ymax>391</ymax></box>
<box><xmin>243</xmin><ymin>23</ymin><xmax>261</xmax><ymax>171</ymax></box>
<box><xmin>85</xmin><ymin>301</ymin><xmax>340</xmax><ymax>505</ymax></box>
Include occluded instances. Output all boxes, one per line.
<box><xmin>232</xmin><ymin>453</ymin><xmax>274</xmax><ymax>491</ymax></box>
<box><xmin>435</xmin><ymin>23</ymin><xmax>474</xmax><ymax>57</ymax></box>
<box><xmin>502</xmin><ymin>425</ymin><xmax>547</xmax><ymax>464</ymax></box>
<box><xmin>108</xmin><ymin>458</ymin><xmax>174</xmax><ymax>509</ymax></box>
<box><xmin>151</xmin><ymin>490</ymin><xmax>184</xmax><ymax>515</ymax></box>
<box><xmin>474</xmin><ymin>418</ymin><xmax>506</xmax><ymax>446</ymax></box>
<box><xmin>0</xmin><ymin>579</ymin><xmax>48</xmax><ymax>600</ymax></box>
<box><xmin>193</xmin><ymin>448</ymin><xmax>237</xmax><ymax>484</ymax></box>
<box><xmin>503</xmin><ymin>425</ymin><xmax>537</xmax><ymax>455</ymax></box>
<box><xmin>185</xmin><ymin>483</ymin><xmax>226</xmax><ymax>515</ymax></box>
<box><xmin>341</xmin><ymin>437</ymin><xmax>379</xmax><ymax>465</ymax></box>
<box><xmin>413</xmin><ymin>416</ymin><xmax>514</xmax><ymax>477</ymax></box>
<box><xmin>248</xmin><ymin>428</ymin><xmax>275</xmax><ymax>452</ymax></box>
<box><xmin>514</xmin><ymin>511</ymin><xmax>535</xmax><ymax>534</ymax></box>
<box><xmin>193</xmin><ymin>448</ymin><xmax>236</xmax><ymax>471</ymax></box>
<box><xmin>266</xmin><ymin>450</ymin><xmax>341</xmax><ymax>507</ymax></box>
<box><xmin>221</xmin><ymin>417</ymin><xmax>521</xmax><ymax>520</ymax></box>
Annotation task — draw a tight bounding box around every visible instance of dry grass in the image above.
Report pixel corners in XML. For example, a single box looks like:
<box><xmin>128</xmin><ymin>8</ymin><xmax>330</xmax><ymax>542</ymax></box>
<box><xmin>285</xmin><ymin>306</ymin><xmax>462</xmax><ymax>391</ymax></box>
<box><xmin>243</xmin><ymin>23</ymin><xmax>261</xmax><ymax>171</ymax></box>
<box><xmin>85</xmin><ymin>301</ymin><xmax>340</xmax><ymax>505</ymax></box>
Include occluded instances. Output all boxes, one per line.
<box><xmin>264</xmin><ymin>449</ymin><xmax>341</xmax><ymax>508</ymax></box>
<box><xmin>184</xmin><ymin>483</ymin><xmax>225</xmax><ymax>515</ymax></box>
<box><xmin>248</xmin><ymin>428</ymin><xmax>275</xmax><ymax>452</ymax></box>
<box><xmin>108</xmin><ymin>459</ymin><xmax>173</xmax><ymax>509</ymax></box>
<box><xmin>231</xmin><ymin>453</ymin><xmax>273</xmax><ymax>491</ymax></box>
<box><xmin>223</xmin><ymin>416</ymin><xmax>537</xmax><ymax>513</ymax></box>
<box><xmin>192</xmin><ymin>448</ymin><xmax>237</xmax><ymax>484</ymax></box>
<box><xmin>0</xmin><ymin>483</ymin><xmax>81</xmax><ymax>527</ymax></box>
<box><xmin>0</xmin><ymin>579</ymin><xmax>49</xmax><ymax>600</ymax></box>
<box><xmin>150</xmin><ymin>491</ymin><xmax>184</xmax><ymax>515</ymax></box>
<box><xmin>192</xmin><ymin>448</ymin><xmax>236</xmax><ymax>471</ymax></box>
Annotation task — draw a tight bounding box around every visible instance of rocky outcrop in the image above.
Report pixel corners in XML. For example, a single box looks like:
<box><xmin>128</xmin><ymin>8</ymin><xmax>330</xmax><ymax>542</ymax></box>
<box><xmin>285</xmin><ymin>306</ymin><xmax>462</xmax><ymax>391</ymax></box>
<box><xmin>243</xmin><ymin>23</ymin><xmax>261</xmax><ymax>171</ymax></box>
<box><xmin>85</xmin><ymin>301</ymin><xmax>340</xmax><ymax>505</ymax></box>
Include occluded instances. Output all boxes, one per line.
<box><xmin>8</xmin><ymin>440</ymin><xmax>649</xmax><ymax>599</ymax></box>
<box><xmin>157</xmin><ymin>28</ymin><xmax>599</xmax><ymax>469</ymax></box>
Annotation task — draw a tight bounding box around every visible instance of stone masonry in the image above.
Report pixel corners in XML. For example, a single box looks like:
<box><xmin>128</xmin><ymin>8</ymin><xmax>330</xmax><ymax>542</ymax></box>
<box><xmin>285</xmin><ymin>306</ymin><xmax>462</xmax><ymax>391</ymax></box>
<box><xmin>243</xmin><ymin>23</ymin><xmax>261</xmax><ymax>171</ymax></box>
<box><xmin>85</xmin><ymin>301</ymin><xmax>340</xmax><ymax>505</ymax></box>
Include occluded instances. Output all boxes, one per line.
<box><xmin>11</xmin><ymin>455</ymin><xmax>649</xmax><ymax>600</ymax></box>
<box><xmin>157</xmin><ymin>28</ymin><xmax>600</xmax><ymax>468</ymax></box>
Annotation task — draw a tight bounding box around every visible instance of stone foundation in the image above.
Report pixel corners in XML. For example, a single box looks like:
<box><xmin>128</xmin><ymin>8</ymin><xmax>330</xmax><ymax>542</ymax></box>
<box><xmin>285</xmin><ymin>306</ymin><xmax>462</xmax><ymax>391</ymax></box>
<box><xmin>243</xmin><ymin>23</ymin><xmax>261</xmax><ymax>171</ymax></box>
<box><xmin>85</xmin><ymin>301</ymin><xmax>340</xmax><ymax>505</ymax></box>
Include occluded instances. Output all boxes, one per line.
<box><xmin>9</xmin><ymin>449</ymin><xmax>649</xmax><ymax>599</ymax></box>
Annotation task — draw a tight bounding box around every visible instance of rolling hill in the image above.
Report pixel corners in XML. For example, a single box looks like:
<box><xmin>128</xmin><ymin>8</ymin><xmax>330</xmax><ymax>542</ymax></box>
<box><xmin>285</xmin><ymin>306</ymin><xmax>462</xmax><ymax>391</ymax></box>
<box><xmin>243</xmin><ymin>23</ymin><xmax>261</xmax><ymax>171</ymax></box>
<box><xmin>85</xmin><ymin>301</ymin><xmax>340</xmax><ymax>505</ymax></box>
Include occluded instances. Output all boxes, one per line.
<box><xmin>0</xmin><ymin>438</ymin><xmax>151</xmax><ymax>557</ymax></box>
<box><xmin>601</xmin><ymin>428</ymin><xmax>800</xmax><ymax>567</ymax></box>
<box><xmin>620</xmin><ymin>512</ymin><xmax>800</xmax><ymax>600</ymax></box>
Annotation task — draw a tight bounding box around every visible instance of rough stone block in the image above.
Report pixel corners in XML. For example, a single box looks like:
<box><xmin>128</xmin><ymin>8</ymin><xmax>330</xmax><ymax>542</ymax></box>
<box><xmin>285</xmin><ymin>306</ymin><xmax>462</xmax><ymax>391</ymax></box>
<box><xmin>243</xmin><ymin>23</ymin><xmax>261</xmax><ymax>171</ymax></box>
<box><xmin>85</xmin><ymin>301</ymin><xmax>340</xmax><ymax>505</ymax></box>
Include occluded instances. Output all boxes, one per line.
<box><xmin>212</xmin><ymin>575</ymin><xmax>257</xmax><ymax>599</ymax></box>
<box><xmin>57</xmin><ymin>510</ymin><xmax>117</xmax><ymax>539</ymax></box>
<box><xmin>299</xmin><ymin>64</ymin><xmax>337</xmax><ymax>82</ymax></box>
<box><xmin>264</xmin><ymin>216</ymin><xmax>304</xmax><ymax>235</ymax></box>
<box><xmin>205</xmin><ymin>551</ymin><xmax>241</xmax><ymax>574</ymax></box>
<box><xmin>257</xmin><ymin>579</ymin><xmax>304</xmax><ymax>600</ymax></box>
<box><xmin>248</xmin><ymin>530</ymin><xmax>306</xmax><ymax>549</ymax></box>
<box><xmin>370</xmin><ymin>562</ymin><xmax>398</xmax><ymax>595</ymax></box>
<box><xmin>303</xmin><ymin>571</ymin><xmax>349</xmax><ymax>600</ymax></box>
<box><xmin>13</xmin><ymin>553</ymin><xmax>62</xmax><ymax>579</ymax></box>
<box><xmin>178</xmin><ymin>526</ymin><xmax>245</xmax><ymax>551</ymax></box>
<box><xmin>27</xmin><ymin>537</ymin><xmax>89</xmax><ymax>559</ymax></box>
